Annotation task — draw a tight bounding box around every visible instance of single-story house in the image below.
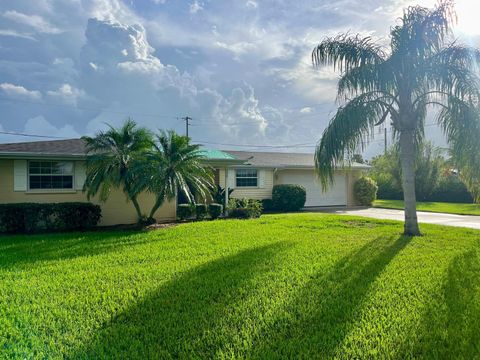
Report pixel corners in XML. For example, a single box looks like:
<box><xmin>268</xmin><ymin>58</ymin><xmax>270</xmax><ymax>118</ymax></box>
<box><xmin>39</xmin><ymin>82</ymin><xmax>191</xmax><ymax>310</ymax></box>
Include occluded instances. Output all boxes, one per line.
<box><xmin>0</xmin><ymin>139</ymin><xmax>369</xmax><ymax>226</ymax></box>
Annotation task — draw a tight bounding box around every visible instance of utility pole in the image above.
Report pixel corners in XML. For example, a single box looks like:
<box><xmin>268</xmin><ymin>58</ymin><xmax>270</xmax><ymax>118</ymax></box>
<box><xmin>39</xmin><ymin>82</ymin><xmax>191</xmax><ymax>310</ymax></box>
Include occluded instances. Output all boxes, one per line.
<box><xmin>182</xmin><ymin>116</ymin><xmax>192</xmax><ymax>138</ymax></box>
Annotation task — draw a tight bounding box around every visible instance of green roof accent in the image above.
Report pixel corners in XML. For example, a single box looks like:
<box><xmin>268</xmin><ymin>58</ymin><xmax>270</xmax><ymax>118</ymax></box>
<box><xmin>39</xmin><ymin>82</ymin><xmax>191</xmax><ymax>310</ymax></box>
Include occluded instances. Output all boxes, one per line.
<box><xmin>198</xmin><ymin>149</ymin><xmax>237</xmax><ymax>160</ymax></box>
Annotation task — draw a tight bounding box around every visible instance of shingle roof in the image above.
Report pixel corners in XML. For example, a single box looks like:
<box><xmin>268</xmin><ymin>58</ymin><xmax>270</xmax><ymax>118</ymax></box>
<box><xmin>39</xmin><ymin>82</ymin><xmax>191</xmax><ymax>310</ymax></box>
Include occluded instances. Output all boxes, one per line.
<box><xmin>0</xmin><ymin>139</ymin><xmax>369</xmax><ymax>169</ymax></box>
<box><xmin>223</xmin><ymin>150</ymin><xmax>369</xmax><ymax>169</ymax></box>
<box><xmin>0</xmin><ymin>138</ymin><xmax>87</xmax><ymax>156</ymax></box>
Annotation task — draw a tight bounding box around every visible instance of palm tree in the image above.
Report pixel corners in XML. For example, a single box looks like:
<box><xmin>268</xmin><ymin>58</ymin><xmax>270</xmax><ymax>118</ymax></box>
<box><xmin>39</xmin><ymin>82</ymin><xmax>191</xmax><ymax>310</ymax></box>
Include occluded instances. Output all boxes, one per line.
<box><xmin>312</xmin><ymin>1</ymin><xmax>480</xmax><ymax>235</ymax></box>
<box><xmin>82</xmin><ymin>119</ymin><xmax>153</xmax><ymax>221</ymax></box>
<box><xmin>133</xmin><ymin>130</ymin><xmax>214</xmax><ymax>221</ymax></box>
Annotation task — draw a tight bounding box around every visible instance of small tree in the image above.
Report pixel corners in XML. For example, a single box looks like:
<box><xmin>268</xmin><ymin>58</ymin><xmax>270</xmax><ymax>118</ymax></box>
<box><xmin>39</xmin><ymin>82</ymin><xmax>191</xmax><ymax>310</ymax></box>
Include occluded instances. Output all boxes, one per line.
<box><xmin>82</xmin><ymin>119</ymin><xmax>153</xmax><ymax>221</ymax></box>
<box><xmin>133</xmin><ymin>130</ymin><xmax>214</xmax><ymax>222</ymax></box>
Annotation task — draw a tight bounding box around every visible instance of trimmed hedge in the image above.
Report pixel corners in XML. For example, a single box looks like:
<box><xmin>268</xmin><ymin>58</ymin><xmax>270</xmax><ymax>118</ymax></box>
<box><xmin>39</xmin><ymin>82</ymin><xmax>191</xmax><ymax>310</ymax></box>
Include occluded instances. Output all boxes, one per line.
<box><xmin>208</xmin><ymin>203</ymin><xmax>223</xmax><ymax>219</ymax></box>
<box><xmin>227</xmin><ymin>199</ymin><xmax>263</xmax><ymax>219</ymax></box>
<box><xmin>177</xmin><ymin>204</ymin><xmax>195</xmax><ymax>220</ymax></box>
<box><xmin>354</xmin><ymin>177</ymin><xmax>378</xmax><ymax>206</ymax></box>
<box><xmin>0</xmin><ymin>202</ymin><xmax>101</xmax><ymax>234</ymax></box>
<box><xmin>195</xmin><ymin>204</ymin><xmax>208</xmax><ymax>219</ymax></box>
<box><xmin>261</xmin><ymin>199</ymin><xmax>275</xmax><ymax>213</ymax></box>
<box><xmin>272</xmin><ymin>184</ymin><xmax>306</xmax><ymax>212</ymax></box>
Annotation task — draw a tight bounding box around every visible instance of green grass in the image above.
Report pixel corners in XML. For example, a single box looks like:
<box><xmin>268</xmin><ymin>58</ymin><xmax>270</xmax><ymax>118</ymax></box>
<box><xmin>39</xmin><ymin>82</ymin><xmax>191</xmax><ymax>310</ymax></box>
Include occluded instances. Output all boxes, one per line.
<box><xmin>1</xmin><ymin>213</ymin><xmax>480</xmax><ymax>359</ymax></box>
<box><xmin>374</xmin><ymin>199</ymin><xmax>480</xmax><ymax>216</ymax></box>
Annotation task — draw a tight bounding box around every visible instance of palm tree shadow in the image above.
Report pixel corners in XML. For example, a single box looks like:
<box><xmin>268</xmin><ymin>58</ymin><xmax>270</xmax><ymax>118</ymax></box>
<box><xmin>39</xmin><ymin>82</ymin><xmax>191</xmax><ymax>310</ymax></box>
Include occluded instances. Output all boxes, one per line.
<box><xmin>249</xmin><ymin>234</ymin><xmax>412</xmax><ymax>358</ymax></box>
<box><xmin>398</xmin><ymin>248</ymin><xmax>480</xmax><ymax>358</ymax></box>
<box><xmin>0</xmin><ymin>230</ymin><xmax>165</xmax><ymax>268</ymax></box>
<box><xmin>73</xmin><ymin>242</ymin><xmax>292</xmax><ymax>359</ymax></box>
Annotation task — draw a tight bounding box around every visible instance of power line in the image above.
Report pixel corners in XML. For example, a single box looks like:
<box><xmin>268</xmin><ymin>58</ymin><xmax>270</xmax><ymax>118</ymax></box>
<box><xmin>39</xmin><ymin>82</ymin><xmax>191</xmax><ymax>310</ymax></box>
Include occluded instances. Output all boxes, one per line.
<box><xmin>0</xmin><ymin>130</ymin><xmax>66</xmax><ymax>139</ymax></box>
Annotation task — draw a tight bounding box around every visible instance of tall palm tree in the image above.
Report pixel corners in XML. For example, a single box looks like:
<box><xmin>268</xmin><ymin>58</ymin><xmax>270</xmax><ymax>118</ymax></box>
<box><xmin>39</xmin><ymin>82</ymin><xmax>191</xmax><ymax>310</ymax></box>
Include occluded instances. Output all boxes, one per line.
<box><xmin>133</xmin><ymin>130</ymin><xmax>214</xmax><ymax>221</ymax></box>
<box><xmin>82</xmin><ymin>119</ymin><xmax>153</xmax><ymax>221</ymax></box>
<box><xmin>312</xmin><ymin>1</ymin><xmax>480</xmax><ymax>235</ymax></box>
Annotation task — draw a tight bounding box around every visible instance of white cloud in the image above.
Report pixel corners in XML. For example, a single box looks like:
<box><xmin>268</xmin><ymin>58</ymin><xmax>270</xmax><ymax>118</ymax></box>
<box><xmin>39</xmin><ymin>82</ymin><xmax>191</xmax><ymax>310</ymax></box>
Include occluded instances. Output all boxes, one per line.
<box><xmin>300</xmin><ymin>107</ymin><xmax>313</xmax><ymax>114</ymax></box>
<box><xmin>0</xmin><ymin>83</ymin><xmax>41</xmax><ymax>99</ymax></box>
<box><xmin>189</xmin><ymin>1</ymin><xmax>203</xmax><ymax>14</ymax></box>
<box><xmin>47</xmin><ymin>84</ymin><xmax>85</xmax><ymax>105</ymax></box>
<box><xmin>24</xmin><ymin>116</ymin><xmax>79</xmax><ymax>139</ymax></box>
<box><xmin>246</xmin><ymin>1</ymin><xmax>258</xmax><ymax>9</ymax></box>
<box><xmin>0</xmin><ymin>29</ymin><xmax>35</xmax><ymax>40</ymax></box>
<box><xmin>3</xmin><ymin>10</ymin><xmax>61</xmax><ymax>34</ymax></box>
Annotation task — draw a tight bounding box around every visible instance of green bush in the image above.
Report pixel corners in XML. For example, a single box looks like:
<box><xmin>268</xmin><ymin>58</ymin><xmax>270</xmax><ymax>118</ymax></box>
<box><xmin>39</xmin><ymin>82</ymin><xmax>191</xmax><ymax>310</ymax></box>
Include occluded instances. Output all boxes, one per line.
<box><xmin>261</xmin><ymin>198</ymin><xmax>275</xmax><ymax>212</ymax></box>
<box><xmin>430</xmin><ymin>174</ymin><xmax>473</xmax><ymax>203</ymax></box>
<box><xmin>208</xmin><ymin>203</ymin><xmax>223</xmax><ymax>219</ymax></box>
<box><xmin>272</xmin><ymin>184</ymin><xmax>306</xmax><ymax>212</ymax></box>
<box><xmin>177</xmin><ymin>204</ymin><xmax>195</xmax><ymax>220</ymax></box>
<box><xmin>354</xmin><ymin>177</ymin><xmax>378</xmax><ymax>206</ymax></box>
<box><xmin>227</xmin><ymin>198</ymin><xmax>262</xmax><ymax>219</ymax></box>
<box><xmin>195</xmin><ymin>204</ymin><xmax>208</xmax><ymax>219</ymax></box>
<box><xmin>0</xmin><ymin>202</ymin><xmax>101</xmax><ymax>234</ymax></box>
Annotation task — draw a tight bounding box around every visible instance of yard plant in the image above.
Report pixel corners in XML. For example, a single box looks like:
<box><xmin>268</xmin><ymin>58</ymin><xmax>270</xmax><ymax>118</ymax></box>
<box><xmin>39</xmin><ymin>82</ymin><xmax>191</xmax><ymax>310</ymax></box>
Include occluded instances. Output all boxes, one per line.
<box><xmin>1</xmin><ymin>213</ymin><xmax>479</xmax><ymax>358</ymax></box>
<box><xmin>312</xmin><ymin>1</ymin><xmax>480</xmax><ymax>235</ymax></box>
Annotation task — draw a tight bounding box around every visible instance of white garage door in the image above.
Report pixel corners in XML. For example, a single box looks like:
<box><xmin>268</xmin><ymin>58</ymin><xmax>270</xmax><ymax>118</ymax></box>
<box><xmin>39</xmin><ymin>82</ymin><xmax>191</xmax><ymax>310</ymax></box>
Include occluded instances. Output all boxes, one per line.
<box><xmin>277</xmin><ymin>170</ymin><xmax>347</xmax><ymax>207</ymax></box>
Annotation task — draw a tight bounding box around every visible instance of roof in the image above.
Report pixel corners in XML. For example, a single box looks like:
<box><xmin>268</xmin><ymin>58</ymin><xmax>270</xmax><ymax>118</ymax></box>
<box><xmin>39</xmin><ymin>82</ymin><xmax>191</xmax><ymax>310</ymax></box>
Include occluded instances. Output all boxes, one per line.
<box><xmin>198</xmin><ymin>149</ymin><xmax>237</xmax><ymax>160</ymax></box>
<box><xmin>0</xmin><ymin>139</ymin><xmax>87</xmax><ymax>158</ymax></box>
<box><xmin>0</xmin><ymin>139</ymin><xmax>369</xmax><ymax>169</ymax></box>
<box><xmin>223</xmin><ymin>150</ymin><xmax>370</xmax><ymax>169</ymax></box>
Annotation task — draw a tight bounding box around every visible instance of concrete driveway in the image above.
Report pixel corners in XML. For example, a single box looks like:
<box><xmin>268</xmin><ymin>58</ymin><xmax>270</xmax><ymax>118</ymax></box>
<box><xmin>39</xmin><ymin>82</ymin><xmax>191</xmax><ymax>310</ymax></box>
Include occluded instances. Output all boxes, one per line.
<box><xmin>318</xmin><ymin>207</ymin><xmax>480</xmax><ymax>230</ymax></box>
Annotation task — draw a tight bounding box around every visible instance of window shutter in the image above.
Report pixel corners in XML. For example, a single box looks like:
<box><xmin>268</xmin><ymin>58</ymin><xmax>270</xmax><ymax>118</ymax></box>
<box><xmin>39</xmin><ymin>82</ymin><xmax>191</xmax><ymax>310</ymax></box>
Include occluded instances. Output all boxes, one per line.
<box><xmin>258</xmin><ymin>169</ymin><xmax>266</xmax><ymax>188</ymax></box>
<box><xmin>227</xmin><ymin>169</ymin><xmax>236</xmax><ymax>189</ymax></box>
<box><xmin>75</xmin><ymin>161</ymin><xmax>86</xmax><ymax>190</ymax></box>
<box><xmin>13</xmin><ymin>160</ymin><xmax>27</xmax><ymax>191</ymax></box>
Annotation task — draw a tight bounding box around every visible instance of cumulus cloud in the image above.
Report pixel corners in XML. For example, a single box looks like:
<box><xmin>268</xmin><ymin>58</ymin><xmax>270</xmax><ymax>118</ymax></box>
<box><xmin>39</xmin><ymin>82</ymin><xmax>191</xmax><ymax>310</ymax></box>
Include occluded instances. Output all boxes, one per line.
<box><xmin>0</xmin><ymin>83</ymin><xmax>41</xmax><ymax>99</ymax></box>
<box><xmin>24</xmin><ymin>116</ymin><xmax>80</xmax><ymax>138</ymax></box>
<box><xmin>47</xmin><ymin>84</ymin><xmax>85</xmax><ymax>105</ymax></box>
<box><xmin>3</xmin><ymin>10</ymin><xmax>61</xmax><ymax>34</ymax></box>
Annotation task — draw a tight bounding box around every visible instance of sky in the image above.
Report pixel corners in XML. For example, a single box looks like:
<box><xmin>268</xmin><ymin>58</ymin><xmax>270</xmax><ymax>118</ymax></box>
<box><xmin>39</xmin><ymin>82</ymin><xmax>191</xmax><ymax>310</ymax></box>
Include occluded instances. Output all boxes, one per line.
<box><xmin>0</xmin><ymin>0</ymin><xmax>478</xmax><ymax>158</ymax></box>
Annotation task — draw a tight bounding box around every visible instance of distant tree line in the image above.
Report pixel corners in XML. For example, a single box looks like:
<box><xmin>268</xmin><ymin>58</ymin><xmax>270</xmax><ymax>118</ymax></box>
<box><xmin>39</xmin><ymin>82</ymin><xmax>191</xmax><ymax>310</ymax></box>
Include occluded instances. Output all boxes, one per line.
<box><xmin>369</xmin><ymin>142</ymin><xmax>476</xmax><ymax>203</ymax></box>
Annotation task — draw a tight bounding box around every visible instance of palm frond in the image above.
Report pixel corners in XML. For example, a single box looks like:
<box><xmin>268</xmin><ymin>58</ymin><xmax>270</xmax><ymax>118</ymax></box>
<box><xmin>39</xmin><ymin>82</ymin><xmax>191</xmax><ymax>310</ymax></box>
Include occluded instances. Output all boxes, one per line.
<box><xmin>315</xmin><ymin>93</ymin><xmax>391</xmax><ymax>189</ymax></box>
<box><xmin>312</xmin><ymin>34</ymin><xmax>386</xmax><ymax>73</ymax></box>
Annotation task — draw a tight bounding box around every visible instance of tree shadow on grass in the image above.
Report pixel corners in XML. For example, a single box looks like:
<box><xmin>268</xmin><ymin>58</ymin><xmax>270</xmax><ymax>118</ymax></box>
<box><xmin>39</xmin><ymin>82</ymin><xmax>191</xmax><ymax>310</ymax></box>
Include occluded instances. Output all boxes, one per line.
<box><xmin>73</xmin><ymin>242</ymin><xmax>292</xmax><ymax>359</ymax></box>
<box><xmin>248</xmin><ymin>234</ymin><xmax>412</xmax><ymax>359</ymax></box>
<box><xmin>398</xmin><ymin>248</ymin><xmax>480</xmax><ymax>358</ymax></box>
<box><xmin>0</xmin><ymin>230</ymin><xmax>167</xmax><ymax>268</ymax></box>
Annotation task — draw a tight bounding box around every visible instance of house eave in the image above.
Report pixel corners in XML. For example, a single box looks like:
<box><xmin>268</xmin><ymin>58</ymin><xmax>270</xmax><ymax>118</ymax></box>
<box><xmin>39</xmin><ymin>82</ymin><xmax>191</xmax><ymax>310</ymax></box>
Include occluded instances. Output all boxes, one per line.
<box><xmin>0</xmin><ymin>152</ymin><xmax>87</xmax><ymax>160</ymax></box>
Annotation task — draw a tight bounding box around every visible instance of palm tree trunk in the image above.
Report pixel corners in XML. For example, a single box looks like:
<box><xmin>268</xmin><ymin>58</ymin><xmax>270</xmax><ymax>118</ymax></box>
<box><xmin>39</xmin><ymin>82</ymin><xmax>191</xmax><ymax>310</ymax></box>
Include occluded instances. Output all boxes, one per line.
<box><xmin>130</xmin><ymin>196</ymin><xmax>144</xmax><ymax>222</ymax></box>
<box><xmin>399</xmin><ymin>129</ymin><xmax>421</xmax><ymax>236</ymax></box>
<box><xmin>149</xmin><ymin>196</ymin><xmax>165</xmax><ymax>220</ymax></box>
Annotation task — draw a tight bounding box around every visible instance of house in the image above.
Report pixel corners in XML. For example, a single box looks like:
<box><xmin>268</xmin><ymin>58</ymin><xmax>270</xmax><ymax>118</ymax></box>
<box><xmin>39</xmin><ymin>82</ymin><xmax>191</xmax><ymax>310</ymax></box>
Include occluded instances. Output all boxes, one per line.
<box><xmin>211</xmin><ymin>151</ymin><xmax>369</xmax><ymax>207</ymax></box>
<box><xmin>0</xmin><ymin>139</ymin><xmax>369</xmax><ymax>226</ymax></box>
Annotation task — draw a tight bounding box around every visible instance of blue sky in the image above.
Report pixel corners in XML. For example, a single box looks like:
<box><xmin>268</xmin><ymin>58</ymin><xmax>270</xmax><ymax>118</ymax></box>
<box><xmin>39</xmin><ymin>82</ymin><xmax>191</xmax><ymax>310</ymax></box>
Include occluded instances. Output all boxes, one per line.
<box><xmin>0</xmin><ymin>0</ymin><xmax>475</xmax><ymax>157</ymax></box>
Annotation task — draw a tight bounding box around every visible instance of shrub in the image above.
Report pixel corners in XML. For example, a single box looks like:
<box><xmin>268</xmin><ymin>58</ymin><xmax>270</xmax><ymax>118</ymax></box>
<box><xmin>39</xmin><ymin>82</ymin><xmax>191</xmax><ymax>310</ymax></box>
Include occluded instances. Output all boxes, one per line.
<box><xmin>227</xmin><ymin>198</ymin><xmax>262</xmax><ymax>219</ymax></box>
<box><xmin>208</xmin><ymin>203</ymin><xmax>223</xmax><ymax>219</ymax></box>
<box><xmin>272</xmin><ymin>184</ymin><xmax>307</xmax><ymax>212</ymax></box>
<box><xmin>0</xmin><ymin>202</ymin><xmax>101</xmax><ymax>234</ymax></box>
<box><xmin>195</xmin><ymin>204</ymin><xmax>208</xmax><ymax>219</ymax></box>
<box><xmin>177</xmin><ymin>204</ymin><xmax>195</xmax><ymax>220</ymax></box>
<box><xmin>354</xmin><ymin>177</ymin><xmax>378</xmax><ymax>206</ymax></box>
<box><xmin>430</xmin><ymin>174</ymin><xmax>473</xmax><ymax>203</ymax></box>
<box><xmin>261</xmin><ymin>198</ymin><xmax>275</xmax><ymax>212</ymax></box>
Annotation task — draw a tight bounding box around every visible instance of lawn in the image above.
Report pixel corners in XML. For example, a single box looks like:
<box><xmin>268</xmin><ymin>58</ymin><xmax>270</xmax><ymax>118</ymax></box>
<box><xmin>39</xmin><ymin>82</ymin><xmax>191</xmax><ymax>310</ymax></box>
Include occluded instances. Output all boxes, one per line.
<box><xmin>1</xmin><ymin>214</ymin><xmax>480</xmax><ymax>359</ymax></box>
<box><xmin>374</xmin><ymin>199</ymin><xmax>480</xmax><ymax>216</ymax></box>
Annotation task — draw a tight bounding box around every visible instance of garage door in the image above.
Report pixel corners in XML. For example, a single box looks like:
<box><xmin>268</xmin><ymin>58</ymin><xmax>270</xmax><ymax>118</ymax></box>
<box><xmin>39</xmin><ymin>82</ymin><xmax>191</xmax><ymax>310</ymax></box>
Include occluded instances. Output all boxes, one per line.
<box><xmin>277</xmin><ymin>170</ymin><xmax>347</xmax><ymax>207</ymax></box>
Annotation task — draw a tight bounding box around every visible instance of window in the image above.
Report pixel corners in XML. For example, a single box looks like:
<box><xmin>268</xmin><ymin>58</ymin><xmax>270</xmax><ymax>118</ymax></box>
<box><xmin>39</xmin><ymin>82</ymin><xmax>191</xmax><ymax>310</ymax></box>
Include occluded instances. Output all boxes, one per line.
<box><xmin>28</xmin><ymin>161</ymin><xmax>74</xmax><ymax>190</ymax></box>
<box><xmin>236</xmin><ymin>169</ymin><xmax>258</xmax><ymax>187</ymax></box>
